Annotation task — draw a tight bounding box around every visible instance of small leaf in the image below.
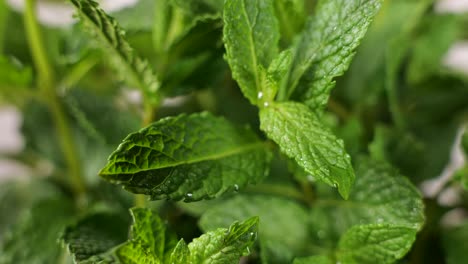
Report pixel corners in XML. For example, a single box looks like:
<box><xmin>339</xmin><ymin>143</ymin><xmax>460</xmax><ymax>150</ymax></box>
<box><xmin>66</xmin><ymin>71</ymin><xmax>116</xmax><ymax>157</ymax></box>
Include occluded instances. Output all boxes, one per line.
<box><xmin>61</xmin><ymin>211</ymin><xmax>130</xmax><ymax>262</ymax></box>
<box><xmin>337</xmin><ymin>224</ymin><xmax>417</xmax><ymax>264</ymax></box>
<box><xmin>259</xmin><ymin>101</ymin><xmax>354</xmax><ymax>198</ymax></box>
<box><xmin>168</xmin><ymin>239</ymin><xmax>190</xmax><ymax>264</ymax></box>
<box><xmin>281</xmin><ymin>0</ymin><xmax>383</xmax><ymax>110</ymax></box>
<box><xmin>188</xmin><ymin>216</ymin><xmax>259</xmax><ymax>263</ymax></box>
<box><xmin>69</xmin><ymin>0</ymin><xmax>160</xmax><ymax>104</ymax></box>
<box><xmin>200</xmin><ymin>195</ymin><xmax>309</xmax><ymax>263</ymax></box>
<box><xmin>223</xmin><ymin>0</ymin><xmax>280</xmax><ymax>105</ymax></box>
<box><xmin>100</xmin><ymin>112</ymin><xmax>271</xmax><ymax>201</ymax></box>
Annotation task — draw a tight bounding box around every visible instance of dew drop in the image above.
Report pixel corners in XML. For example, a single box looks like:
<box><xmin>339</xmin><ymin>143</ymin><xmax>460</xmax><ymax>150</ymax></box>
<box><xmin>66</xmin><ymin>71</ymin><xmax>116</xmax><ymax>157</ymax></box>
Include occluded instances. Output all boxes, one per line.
<box><xmin>234</xmin><ymin>184</ymin><xmax>239</xmax><ymax>192</ymax></box>
<box><xmin>263</xmin><ymin>102</ymin><xmax>269</xmax><ymax>107</ymax></box>
<box><xmin>257</xmin><ymin>92</ymin><xmax>264</xmax><ymax>99</ymax></box>
<box><xmin>186</xmin><ymin>193</ymin><xmax>193</xmax><ymax>198</ymax></box>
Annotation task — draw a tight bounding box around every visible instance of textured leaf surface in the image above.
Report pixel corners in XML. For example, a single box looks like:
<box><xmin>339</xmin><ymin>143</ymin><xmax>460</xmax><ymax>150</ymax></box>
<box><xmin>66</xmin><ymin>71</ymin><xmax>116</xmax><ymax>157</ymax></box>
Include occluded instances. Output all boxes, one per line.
<box><xmin>259</xmin><ymin>101</ymin><xmax>354</xmax><ymax>198</ymax></box>
<box><xmin>309</xmin><ymin>158</ymin><xmax>424</xmax><ymax>243</ymax></box>
<box><xmin>200</xmin><ymin>195</ymin><xmax>309</xmax><ymax>263</ymax></box>
<box><xmin>69</xmin><ymin>0</ymin><xmax>160</xmax><ymax>103</ymax></box>
<box><xmin>100</xmin><ymin>112</ymin><xmax>271</xmax><ymax>201</ymax></box>
<box><xmin>0</xmin><ymin>199</ymin><xmax>75</xmax><ymax>264</ymax></box>
<box><xmin>61</xmin><ymin>211</ymin><xmax>129</xmax><ymax>262</ymax></box>
<box><xmin>337</xmin><ymin>224</ymin><xmax>417</xmax><ymax>264</ymax></box>
<box><xmin>283</xmin><ymin>0</ymin><xmax>383</xmax><ymax>109</ymax></box>
<box><xmin>223</xmin><ymin>0</ymin><xmax>280</xmax><ymax>105</ymax></box>
<box><xmin>189</xmin><ymin>216</ymin><xmax>258</xmax><ymax>263</ymax></box>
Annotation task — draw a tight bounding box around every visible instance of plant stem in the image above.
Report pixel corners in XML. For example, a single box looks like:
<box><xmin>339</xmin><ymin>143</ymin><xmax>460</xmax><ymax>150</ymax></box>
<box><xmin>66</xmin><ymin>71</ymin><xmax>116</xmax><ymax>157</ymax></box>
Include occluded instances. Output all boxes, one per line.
<box><xmin>24</xmin><ymin>0</ymin><xmax>86</xmax><ymax>202</ymax></box>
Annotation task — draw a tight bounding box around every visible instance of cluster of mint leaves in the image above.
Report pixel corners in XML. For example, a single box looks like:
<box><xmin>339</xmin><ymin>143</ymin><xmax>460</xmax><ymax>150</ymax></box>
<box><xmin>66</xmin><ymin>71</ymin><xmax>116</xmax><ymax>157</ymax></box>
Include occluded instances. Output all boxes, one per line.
<box><xmin>1</xmin><ymin>0</ymin><xmax>468</xmax><ymax>263</ymax></box>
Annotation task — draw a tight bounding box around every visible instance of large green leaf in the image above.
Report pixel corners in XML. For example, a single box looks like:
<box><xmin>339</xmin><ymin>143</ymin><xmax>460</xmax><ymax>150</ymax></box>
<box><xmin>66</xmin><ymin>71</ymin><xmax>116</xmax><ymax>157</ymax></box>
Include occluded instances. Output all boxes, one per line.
<box><xmin>304</xmin><ymin>158</ymin><xmax>425</xmax><ymax>264</ymax></box>
<box><xmin>0</xmin><ymin>198</ymin><xmax>76</xmax><ymax>264</ymax></box>
<box><xmin>223</xmin><ymin>0</ymin><xmax>280</xmax><ymax>105</ymax></box>
<box><xmin>61</xmin><ymin>211</ymin><xmax>130</xmax><ymax>262</ymax></box>
<box><xmin>281</xmin><ymin>0</ymin><xmax>383</xmax><ymax>110</ymax></box>
<box><xmin>309</xmin><ymin>158</ymin><xmax>424</xmax><ymax>242</ymax></box>
<box><xmin>199</xmin><ymin>195</ymin><xmax>310</xmax><ymax>263</ymax></box>
<box><xmin>336</xmin><ymin>224</ymin><xmax>417</xmax><ymax>264</ymax></box>
<box><xmin>100</xmin><ymin>112</ymin><xmax>271</xmax><ymax>201</ymax></box>
<box><xmin>69</xmin><ymin>0</ymin><xmax>160</xmax><ymax>103</ymax></box>
<box><xmin>259</xmin><ymin>101</ymin><xmax>354</xmax><ymax>198</ymax></box>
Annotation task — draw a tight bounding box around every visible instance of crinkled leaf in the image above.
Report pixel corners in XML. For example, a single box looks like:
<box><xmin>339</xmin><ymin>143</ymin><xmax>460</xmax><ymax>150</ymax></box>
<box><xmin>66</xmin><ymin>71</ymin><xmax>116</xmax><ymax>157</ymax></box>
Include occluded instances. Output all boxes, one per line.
<box><xmin>69</xmin><ymin>0</ymin><xmax>160</xmax><ymax>103</ymax></box>
<box><xmin>309</xmin><ymin>158</ymin><xmax>424</xmax><ymax>244</ymax></box>
<box><xmin>0</xmin><ymin>198</ymin><xmax>75</xmax><ymax>264</ymax></box>
<box><xmin>200</xmin><ymin>195</ymin><xmax>309</xmax><ymax>263</ymax></box>
<box><xmin>223</xmin><ymin>0</ymin><xmax>280</xmax><ymax>105</ymax></box>
<box><xmin>100</xmin><ymin>112</ymin><xmax>271</xmax><ymax>201</ymax></box>
<box><xmin>188</xmin><ymin>216</ymin><xmax>259</xmax><ymax>263</ymax></box>
<box><xmin>61</xmin><ymin>211</ymin><xmax>130</xmax><ymax>262</ymax></box>
<box><xmin>259</xmin><ymin>101</ymin><xmax>354</xmax><ymax>198</ymax></box>
<box><xmin>282</xmin><ymin>0</ymin><xmax>383</xmax><ymax>110</ymax></box>
<box><xmin>337</xmin><ymin>224</ymin><xmax>417</xmax><ymax>264</ymax></box>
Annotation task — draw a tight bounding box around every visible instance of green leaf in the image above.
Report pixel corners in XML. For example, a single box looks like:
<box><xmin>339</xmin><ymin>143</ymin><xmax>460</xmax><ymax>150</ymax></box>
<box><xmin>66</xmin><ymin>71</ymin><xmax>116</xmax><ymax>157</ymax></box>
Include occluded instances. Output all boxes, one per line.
<box><xmin>199</xmin><ymin>195</ymin><xmax>310</xmax><ymax>263</ymax></box>
<box><xmin>337</xmin><ymin>224</ymin><xmax>417</xmax><ymax>264</ymax></box>
<box><xmin>223</xmin><ymin>0</ymin><xmax>280</xmax><ymax>105</ymax></box>
<box><xmin>188</xmin><ymin>216</ymin><xmax>259</xmax><ymax>263</ymax></box>
<box><xmin>0</xmin><ymin>56</ymin><xmax>31</xmax><ymax>88</ymax></box>
<box><xmin>61</xmin><ymin>211</ymin><xmax>130</xmax><ymax>262</ymax></box>
<box><xmin>281</xmin><ymin>0</ymin><xmax>383</xmax><ymax>110</ymax></box>
<box><xmin>259</xmin><ymin>101</ymin><xmax>354</xmax><ymax>198</ymax></box>
<box><xmin>0</xmin><ymin>198</ymin><xmax>76</xmax><ymax>264</ymax></box>
<box><xmin>293</xmin><ymin>255</ymin><xmax>332</xmax><ymax>264</ymax></box>
<box><xmin>168</xmin><ymin>240</ymin><xmax>190</xmax><ymax>264</ymax></box>
<box><xmin>69</xmin><ymin>0</ymin><xmax>160</xmax><ymax>104</ymax></box>
<box><xmin>309</xmin><ymin>158</ymin><xmax>424</xmax><ymax>243</ymax></box>
<box><xmin>111</xmin><ymin>0</ymin><xmax>155</xmax><ymax>31</ymax></box>
<box><xmin>100</xmin><ymin>112</ymin><xmax>271</xmax><ymax>201</ymax></box>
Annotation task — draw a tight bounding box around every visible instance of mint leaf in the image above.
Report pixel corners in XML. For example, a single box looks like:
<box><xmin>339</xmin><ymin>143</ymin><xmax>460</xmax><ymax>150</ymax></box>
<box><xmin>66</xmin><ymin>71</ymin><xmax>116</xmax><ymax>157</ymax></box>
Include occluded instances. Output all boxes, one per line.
<box><xmin>0</xmin><ymin>199</ymin><xmax>75</xmax><ymax>263</ymax></box>
<box><xmin>337</xmin><ymin>224</ymin><xmax>417</xmax><ymax>264</ymax></box>
<box><xmin>281</xmin><ymin>0</ymin><xmax>383</xmax><ymax>109</ymax></box>
<box><xmin>188</xmin><ymin>216</ymin><xmax>258</xmax><ymax>263</ymax></box>
<box><xmin>168</xmin><ymin>240</ymin><xmax>190</xmax><ymax>264</ymax></box>
<box><xmin>200</xmin><ymin>195</ymin><xmax>309</xmax><ymax>263</ymax></box>
<box><xmin>61</xmin><ymin>211</ymin><xmax>130</xmax><ymax>262</ymax></box>
<box><xmin>310</xmin><ymin>158</ymin><xmax>424</xmax><ymax>243</ymax></box>
<box><xmin>69</xmin><ymin>0</ymin><xmax>160</xmax><ymax>104</ymax></box>
<box><xmin>100</xmin><ymin>112</ymin><xmax>271</xmax><ymax>201</ymax></box>
<box><xmin>223</xmin><ymin>0</ymin><xmax>280</xmax><ymax>105</ymax></box>
<box><xmin>259</xmin><ymin>101</ymin><xmax>354</xmax><ymax>198</ymax></box>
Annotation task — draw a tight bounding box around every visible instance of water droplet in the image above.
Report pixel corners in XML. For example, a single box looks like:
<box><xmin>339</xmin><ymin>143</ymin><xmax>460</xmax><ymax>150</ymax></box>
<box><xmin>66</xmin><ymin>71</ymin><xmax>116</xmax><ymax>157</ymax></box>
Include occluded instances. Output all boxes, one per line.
<box><xmin>234</xmin><ymin>184</ymin><xmax>239</xmax><ymax>192</ymax></box>
<box><xmin>257</xmin><ymin>92</ymin><xmax>264</xmax><ymax>99</ymax></box>
<box><xmin>333</xmin><ymin>183</ymin><xmax>338</xmax><ymax>188</ymax></box>
<box><xmin>186</xmin><ymin>193</ymin><xmax>193</xmax><ymax>198</ymax></box>
<box><xmin>263</xmin><ymin>102</ymin><xmax>269</xmax><ymax>107</ymax></box>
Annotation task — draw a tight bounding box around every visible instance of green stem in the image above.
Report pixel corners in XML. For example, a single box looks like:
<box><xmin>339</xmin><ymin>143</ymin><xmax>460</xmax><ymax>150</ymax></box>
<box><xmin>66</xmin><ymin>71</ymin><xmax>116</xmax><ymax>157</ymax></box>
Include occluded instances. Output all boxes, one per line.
<box><xmin>24</xmin><ymin>0</ymin><xmax>86</xmax><ymax>202</ymax></box>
